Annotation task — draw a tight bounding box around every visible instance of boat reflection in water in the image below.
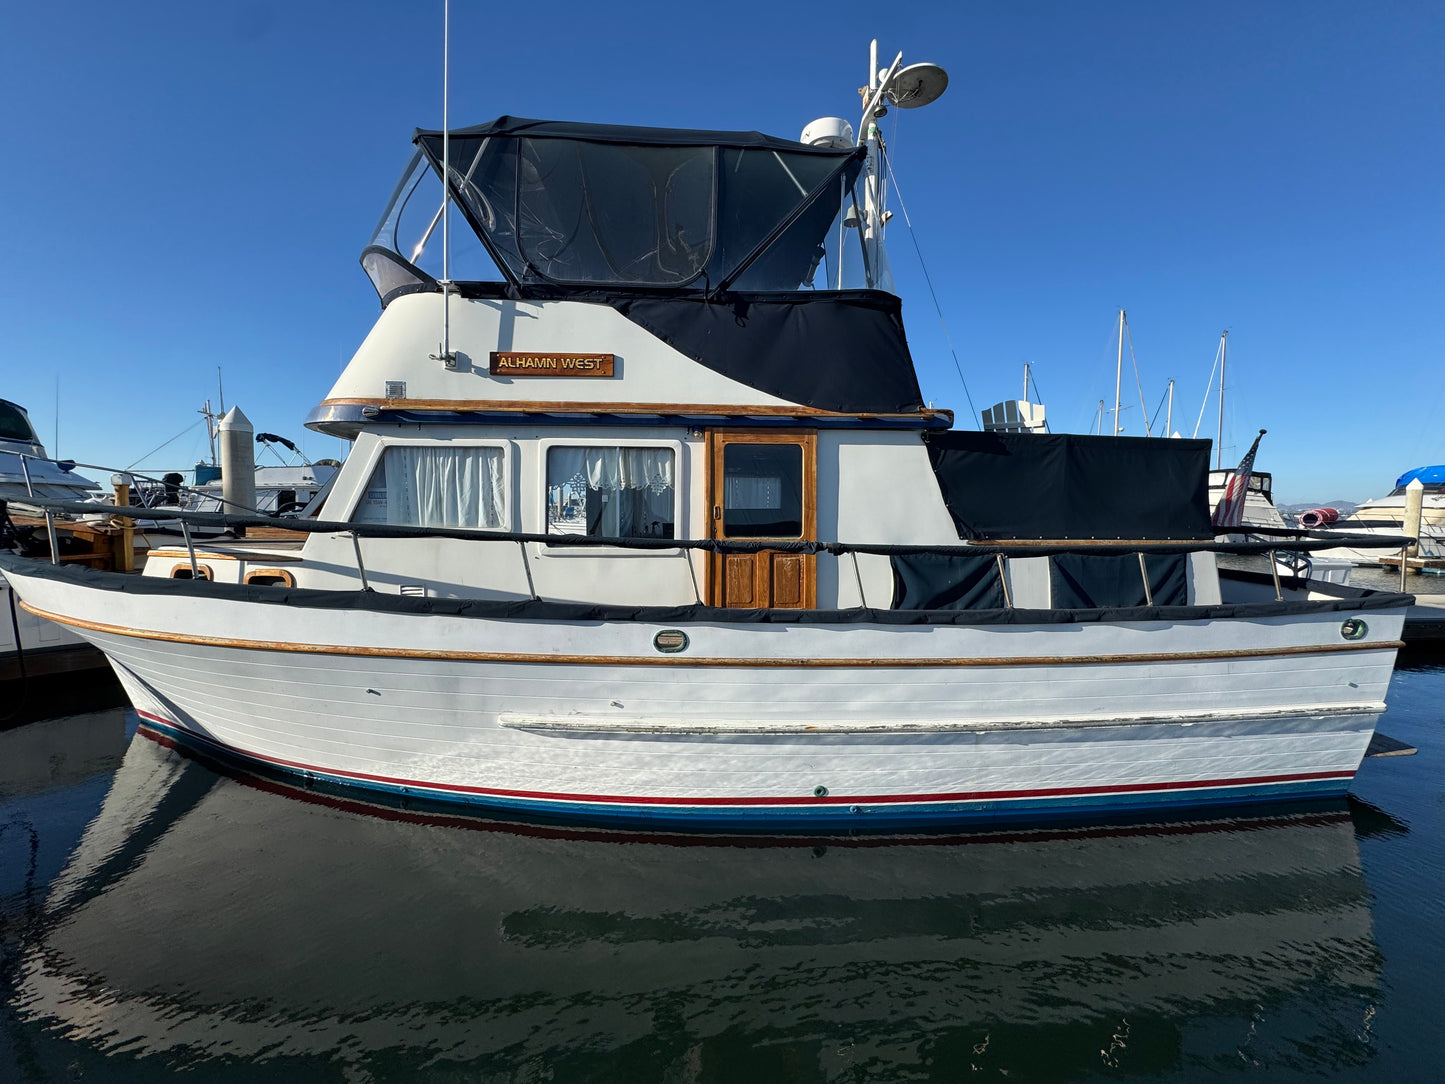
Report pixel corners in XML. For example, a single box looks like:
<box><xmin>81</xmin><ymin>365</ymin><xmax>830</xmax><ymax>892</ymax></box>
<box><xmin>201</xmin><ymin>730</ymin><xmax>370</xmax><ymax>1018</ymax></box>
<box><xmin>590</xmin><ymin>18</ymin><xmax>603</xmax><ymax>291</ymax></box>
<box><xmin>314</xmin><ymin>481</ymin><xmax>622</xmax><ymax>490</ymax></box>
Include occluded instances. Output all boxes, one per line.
<box><xmin>15</xmin><ymin>725</ymin><xmax>1387</xmax><ymax>1078</ymax></box>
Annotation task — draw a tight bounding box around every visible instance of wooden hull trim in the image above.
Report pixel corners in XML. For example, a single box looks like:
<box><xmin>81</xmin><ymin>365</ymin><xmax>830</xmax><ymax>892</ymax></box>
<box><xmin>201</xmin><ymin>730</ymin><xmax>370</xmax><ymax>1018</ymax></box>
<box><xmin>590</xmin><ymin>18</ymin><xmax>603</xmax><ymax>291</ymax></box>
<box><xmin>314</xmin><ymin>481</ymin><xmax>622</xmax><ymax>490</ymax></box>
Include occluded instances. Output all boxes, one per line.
<box><xmin>20</xmin><ymin>601</ymin><xmax>1403</xmax><ymax>669</ymax></box>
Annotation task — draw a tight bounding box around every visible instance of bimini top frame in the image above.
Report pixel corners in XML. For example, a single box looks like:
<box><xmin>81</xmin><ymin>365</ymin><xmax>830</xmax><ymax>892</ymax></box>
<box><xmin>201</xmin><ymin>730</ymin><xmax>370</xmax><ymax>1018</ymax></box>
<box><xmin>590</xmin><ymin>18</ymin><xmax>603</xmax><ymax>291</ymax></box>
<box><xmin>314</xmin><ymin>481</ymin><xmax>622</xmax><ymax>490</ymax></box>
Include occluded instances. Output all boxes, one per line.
<box><xmin>366</xmin><ymin>116</ymin><xmax>866</xmax><ymax>302</ymax></box>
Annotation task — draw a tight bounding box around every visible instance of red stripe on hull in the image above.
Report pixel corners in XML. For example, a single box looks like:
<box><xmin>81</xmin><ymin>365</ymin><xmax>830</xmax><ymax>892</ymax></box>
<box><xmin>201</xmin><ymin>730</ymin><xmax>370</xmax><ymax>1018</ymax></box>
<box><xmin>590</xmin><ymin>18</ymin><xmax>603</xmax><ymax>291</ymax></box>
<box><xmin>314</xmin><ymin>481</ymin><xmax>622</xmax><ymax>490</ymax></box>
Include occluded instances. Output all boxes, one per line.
<box><xmin>134</xmin><ymin>710</ymin><xmax>1357</xmax><ymax>809</ymax></box>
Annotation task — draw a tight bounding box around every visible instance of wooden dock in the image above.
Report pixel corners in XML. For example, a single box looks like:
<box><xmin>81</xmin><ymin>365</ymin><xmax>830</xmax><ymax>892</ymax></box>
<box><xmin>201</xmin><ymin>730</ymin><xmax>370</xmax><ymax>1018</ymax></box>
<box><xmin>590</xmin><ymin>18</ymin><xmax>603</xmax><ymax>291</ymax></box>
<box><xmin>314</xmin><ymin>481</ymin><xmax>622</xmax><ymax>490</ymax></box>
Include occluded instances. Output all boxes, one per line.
<box><xmin>1404</xmin><ymin>594</ymin><xmax>1445</xmax><ymax>643</ymax></box>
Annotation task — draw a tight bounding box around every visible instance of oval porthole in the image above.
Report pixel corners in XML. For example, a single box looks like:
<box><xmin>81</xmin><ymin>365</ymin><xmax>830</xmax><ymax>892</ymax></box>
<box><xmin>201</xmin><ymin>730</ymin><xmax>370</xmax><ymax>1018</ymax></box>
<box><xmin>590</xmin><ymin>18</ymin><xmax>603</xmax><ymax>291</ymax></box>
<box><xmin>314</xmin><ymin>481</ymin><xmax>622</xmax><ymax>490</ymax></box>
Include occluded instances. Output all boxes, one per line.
<box><xmin>653</xmin><ymin>629</ymin><xmax>689</xmax><ymax>654</ymax></box>
<box><xmin>1341</xmin><ymin>618</ymin><xmax>1368</xmax><ymax>641</ymax></box>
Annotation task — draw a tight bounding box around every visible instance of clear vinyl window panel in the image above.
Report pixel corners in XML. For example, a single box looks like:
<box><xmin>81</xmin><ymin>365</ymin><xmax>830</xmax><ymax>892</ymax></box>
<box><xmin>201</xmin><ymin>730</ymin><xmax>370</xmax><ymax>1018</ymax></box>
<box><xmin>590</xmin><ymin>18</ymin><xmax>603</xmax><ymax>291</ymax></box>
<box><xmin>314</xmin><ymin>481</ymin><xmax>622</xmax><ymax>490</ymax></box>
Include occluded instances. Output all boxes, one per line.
<box><xmin>721</xmin><ymin>444</ymin><xmax>803</xmax><ymax>538</ymax></box>
<box><xmin>546</xmin><ymin>446</ymin><xmax>675</xmax><ymax>539</ymax></box>
<box><xmin>354</xmin><ymin>446</ymin><xmax>506</xmax><ymax>529</ymax></box>
<box><xmin>0</xmin><ymin>401</ymin><xmax>36</xmax><ymax>442</ymax></box>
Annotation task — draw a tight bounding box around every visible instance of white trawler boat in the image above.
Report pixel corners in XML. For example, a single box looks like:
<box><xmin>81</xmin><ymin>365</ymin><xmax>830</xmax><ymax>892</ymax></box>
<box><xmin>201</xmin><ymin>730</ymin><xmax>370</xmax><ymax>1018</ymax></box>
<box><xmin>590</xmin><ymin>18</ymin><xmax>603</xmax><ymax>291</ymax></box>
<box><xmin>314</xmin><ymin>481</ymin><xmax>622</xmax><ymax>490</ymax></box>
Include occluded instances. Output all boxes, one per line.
<box><xmin>0</xmin><ymin>46</ymin><xmax>1414</xmax><ymax>828</ymax></box>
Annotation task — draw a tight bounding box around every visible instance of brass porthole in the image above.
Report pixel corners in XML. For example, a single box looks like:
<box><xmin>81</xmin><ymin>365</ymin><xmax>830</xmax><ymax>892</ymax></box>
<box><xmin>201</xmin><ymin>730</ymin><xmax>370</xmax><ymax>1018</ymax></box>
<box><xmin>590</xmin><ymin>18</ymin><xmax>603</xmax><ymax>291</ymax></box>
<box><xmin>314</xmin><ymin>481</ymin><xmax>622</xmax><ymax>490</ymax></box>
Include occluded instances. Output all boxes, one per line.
<box><xmin>653</xmin><ymin>629</ymin><xmax>690</xmax><ymax>653</ymax></box>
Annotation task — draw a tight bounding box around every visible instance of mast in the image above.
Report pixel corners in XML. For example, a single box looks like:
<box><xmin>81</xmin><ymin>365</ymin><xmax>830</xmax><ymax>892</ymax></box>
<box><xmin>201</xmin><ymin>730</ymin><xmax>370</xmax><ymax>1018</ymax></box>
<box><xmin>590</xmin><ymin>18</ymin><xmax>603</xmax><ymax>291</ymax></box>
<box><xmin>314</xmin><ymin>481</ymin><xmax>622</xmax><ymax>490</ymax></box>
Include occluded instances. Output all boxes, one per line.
<box><xmin>1023</xmin><ymin>362</ymin><xmax>1030</xmax><ymax>404</ymax></box>
<box><xmin>1215</xmin><ymin>330</ymin><xmax>1228</xmax><ymax>468</ymax></box>
<box><xmin>430</xmin><ymin>0</ymin><xmax>457</xmax><ymax>370</ymax></box>
<box><xmin>200</xmin><ymin>399</ymin><xmax>217</xmax><ymax>466</ymax></box>
<box><xmin>1113</xmin><ymin>309</ymin><xmax>1125</xmax><ymax>436</ymax></box>
<box><xmin>1165</xmin><ymin>379</ymin><xmax>1174</xmax><ymax>436</ymax></box>
<box><xmin>858</xmin><ymin>43</ymin><xmax>902</xmax><ymax>292</ymax></box>
<box><xmin>441</xmin><ymin>0</ymin><xmax>452</xmax><ymax>364</ymax></box>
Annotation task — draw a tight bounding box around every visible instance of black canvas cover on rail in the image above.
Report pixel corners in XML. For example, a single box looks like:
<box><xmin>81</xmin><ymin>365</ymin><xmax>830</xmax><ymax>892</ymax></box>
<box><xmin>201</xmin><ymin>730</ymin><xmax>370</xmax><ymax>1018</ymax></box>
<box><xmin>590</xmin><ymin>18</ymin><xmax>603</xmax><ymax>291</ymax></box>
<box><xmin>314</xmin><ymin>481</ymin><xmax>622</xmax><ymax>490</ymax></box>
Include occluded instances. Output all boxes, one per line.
<box><xmin>891</xmin><ymin>553</ymin><xmax>1005</xmax><ymax>610</ymax></box>
<box><xmin>0</xmin><ymin>555</ymin><xmax>1410</xmax><ymax>630</ymax></box>
<box><xmin>926</xmin><ymin>431</ymin><xmax>1214</xmax><ymax>540</ymax></box>
<box><xmin>1049</xmin><ymin>553</ymin><xmax>1189</xmax><ymax>608</ymax></box>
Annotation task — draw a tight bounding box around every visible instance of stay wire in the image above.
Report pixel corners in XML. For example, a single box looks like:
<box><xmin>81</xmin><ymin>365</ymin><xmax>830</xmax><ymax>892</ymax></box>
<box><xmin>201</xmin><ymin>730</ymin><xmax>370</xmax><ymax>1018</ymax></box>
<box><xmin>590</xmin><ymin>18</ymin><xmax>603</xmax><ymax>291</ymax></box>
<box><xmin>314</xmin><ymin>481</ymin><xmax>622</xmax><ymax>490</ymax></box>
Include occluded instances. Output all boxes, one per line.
<box><xmin>1124</xmin><ymin>318</ymin><xmax>1151</xmax><ymax>436</ymax></box>
<box><xmin>1192</xmin><ymin>337</ymin><xmax>1223</xmax><ymax>439</ymax></box>
<box><xmin>125</xmin><ymin>418</ymin><xmax>205</xmax><ymax>471</ymax></box>
<box><xmin>1147</xmin><ymin>384</ymin><xmax>1171</xmax><ymax>434</ymax></box>
<box><xmin>1026</xmin><ymin>366</ymin><xmax>1052</xmax><ymax>433</ymax></box>
<box><xmin>881</xmin><ymin>144</ymin><xmax>980</xmax><ymax>428</ymax></box>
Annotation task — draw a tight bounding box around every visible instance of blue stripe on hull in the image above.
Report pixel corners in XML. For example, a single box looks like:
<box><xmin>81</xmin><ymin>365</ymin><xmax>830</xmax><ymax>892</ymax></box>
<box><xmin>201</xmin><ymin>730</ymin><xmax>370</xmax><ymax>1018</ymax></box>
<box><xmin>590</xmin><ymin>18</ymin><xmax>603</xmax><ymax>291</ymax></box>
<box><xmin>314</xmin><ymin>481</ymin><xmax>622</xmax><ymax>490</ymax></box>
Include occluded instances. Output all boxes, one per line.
<box><xmin>137</xmin><ymin>718</ymin><xmax>1355</xmax><ymax>833</ymax></box>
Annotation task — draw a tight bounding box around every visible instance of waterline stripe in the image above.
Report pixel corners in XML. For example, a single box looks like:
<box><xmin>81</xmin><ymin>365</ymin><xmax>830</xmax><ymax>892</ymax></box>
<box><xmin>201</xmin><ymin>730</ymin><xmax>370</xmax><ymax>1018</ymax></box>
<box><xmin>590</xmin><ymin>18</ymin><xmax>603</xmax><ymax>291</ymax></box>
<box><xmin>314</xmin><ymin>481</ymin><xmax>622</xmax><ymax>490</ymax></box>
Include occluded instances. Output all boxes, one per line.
<box><xmin>134</xmin><ymin>710</ymin><xmax>1355</xmax><ymax>811</ymax></box>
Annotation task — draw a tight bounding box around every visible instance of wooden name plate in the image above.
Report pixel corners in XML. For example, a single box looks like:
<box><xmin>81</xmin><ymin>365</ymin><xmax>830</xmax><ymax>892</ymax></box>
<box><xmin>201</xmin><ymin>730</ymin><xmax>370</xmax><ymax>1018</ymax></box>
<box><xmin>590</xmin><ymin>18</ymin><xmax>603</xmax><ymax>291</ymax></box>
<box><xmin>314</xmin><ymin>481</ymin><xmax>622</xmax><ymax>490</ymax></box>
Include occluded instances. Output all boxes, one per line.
<box><xmin>490</xmin><ymin>352</ymin><xmax>615</xmax><ymax>377</ymax></box>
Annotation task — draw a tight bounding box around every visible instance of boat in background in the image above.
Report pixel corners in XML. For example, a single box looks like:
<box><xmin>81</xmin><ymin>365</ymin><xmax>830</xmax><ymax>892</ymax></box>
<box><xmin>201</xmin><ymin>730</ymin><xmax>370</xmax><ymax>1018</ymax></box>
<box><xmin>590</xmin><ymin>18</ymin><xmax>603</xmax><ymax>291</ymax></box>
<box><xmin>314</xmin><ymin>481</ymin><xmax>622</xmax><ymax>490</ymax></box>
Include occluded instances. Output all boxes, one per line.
<box><xmin>0</xmin><ymin>397</ymin><xmax>108</xmax><ymax>685</ymax></box>
<box><xmin>131</xmin><ymin>402</ymin><xmax>338</xmax><ymax>520</ymax></box>
<box><xmin>1313</xmin><ymin>466</ymin><xmax>1445</xmax><ymax>567</ymax></box>
<box><xmin>1206</xmin><ymin>467</ymin><xmax>1355</xmax><ymax>584</ymax></box>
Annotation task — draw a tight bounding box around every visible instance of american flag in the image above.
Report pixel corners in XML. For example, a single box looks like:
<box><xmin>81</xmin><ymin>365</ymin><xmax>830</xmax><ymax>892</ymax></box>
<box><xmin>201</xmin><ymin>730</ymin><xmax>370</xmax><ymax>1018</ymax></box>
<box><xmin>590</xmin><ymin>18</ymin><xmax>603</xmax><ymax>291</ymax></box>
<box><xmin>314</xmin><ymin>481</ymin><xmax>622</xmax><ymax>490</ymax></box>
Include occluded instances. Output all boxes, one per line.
<box><xmin>1212</xmin><ymin>429</ymin><xmax>1266</xmax><ymax>530</ymax></box>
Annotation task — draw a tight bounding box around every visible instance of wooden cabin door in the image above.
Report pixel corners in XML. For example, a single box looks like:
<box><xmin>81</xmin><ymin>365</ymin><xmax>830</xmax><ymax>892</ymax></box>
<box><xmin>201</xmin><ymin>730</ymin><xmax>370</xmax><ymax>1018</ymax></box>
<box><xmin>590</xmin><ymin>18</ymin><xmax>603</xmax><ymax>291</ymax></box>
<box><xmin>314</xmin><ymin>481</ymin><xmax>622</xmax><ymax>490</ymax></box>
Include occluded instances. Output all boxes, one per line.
<box><xmin>707</xmin><ymin>431</ymin><xmax>817</xmax><ymax>609</ymax></box>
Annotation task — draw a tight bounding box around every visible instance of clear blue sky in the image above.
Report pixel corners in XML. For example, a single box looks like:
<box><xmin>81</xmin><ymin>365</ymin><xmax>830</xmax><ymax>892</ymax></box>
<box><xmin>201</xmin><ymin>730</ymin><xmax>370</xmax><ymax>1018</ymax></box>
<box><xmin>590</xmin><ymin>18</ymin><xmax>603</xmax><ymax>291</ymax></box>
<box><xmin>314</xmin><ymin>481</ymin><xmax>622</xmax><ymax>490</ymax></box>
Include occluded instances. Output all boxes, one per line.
<box><xmin>2</xmin><ymin>1</ymin><xmax>1441</xmax><ymax>503</ymax></box>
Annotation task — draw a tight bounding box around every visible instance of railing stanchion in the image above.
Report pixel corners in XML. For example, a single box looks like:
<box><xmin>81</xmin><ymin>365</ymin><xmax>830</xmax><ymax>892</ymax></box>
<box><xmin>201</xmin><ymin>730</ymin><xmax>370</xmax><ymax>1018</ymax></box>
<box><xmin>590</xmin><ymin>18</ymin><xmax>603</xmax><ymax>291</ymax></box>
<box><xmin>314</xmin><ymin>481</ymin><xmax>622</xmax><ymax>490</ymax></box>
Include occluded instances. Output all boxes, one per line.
<box><xmin>518</xmin><ymin>540</ymin><xmax>538</xmax><ymax>600</ymax></box>
<box><xmin>996</xmin><ymin>554</ymin><xmax>1012</xmax><ymax>608</ymax></box>
<box><xmin>1137</xmin><ymin>552</ymin><xmax>1153</xmax><ymax>606</ymax></box>
<box><xmin>18</xmin><ymin>456</ymin><xmax>60</xmax><ymax>566</ymax></box>
<box><xmin>686</xmin><ymin>549</ymin><xmax>702</xmax><ymax>604</ymax></box>
<box><xmin>349</xmin><ymin>532</ymin><xmax>370</xmax><ymax>591</ymax></box>
<box><xmin>180</xmin><ymin>521</ymin><xmax>200</xmax><ymax>579</ymax></box>
<box><xmin>850</xmin><ymin>551</ymin><xmax>868</xmax><ymax>608</ymax></box>
<box><xmin>1400</xmin><ymin>545</ymin><xmax>1409</xmax><ymax>592</ymax></box>
<box><xmin>1268</xmin><ymin>550</ymin><xmax>1283</xmax><ymax>601</ymax></box>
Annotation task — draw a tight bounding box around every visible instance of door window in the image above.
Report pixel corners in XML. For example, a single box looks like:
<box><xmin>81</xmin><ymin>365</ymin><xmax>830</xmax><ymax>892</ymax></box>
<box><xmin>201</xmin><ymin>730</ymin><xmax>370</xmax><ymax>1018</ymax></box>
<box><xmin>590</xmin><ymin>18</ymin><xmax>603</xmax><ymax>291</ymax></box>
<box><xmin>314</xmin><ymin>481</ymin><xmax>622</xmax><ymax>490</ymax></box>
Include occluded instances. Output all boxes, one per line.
<box><xmin>721</xmin><ymin>444</ymin><xmax>803</xmax><ymax>538</ymax></box>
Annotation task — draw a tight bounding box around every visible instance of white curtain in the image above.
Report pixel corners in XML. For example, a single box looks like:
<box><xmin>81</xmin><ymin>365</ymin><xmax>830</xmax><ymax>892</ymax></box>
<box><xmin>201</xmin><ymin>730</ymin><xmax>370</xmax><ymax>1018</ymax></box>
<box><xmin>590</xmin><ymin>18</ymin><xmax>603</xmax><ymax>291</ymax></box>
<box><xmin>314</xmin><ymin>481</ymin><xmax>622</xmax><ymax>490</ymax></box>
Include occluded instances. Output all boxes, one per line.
<box><xmin>547</xmin><ymin>447</ymin><xmax>673</xmax><ymax>493</ymax></box>
<box><xmin>357</xmin><ymin>446</ymin><xmax>505</xmax><ymax>528</ymax></box>
<box><xmin>546</xmin><ymin>447</ymin><xmax>675</xmax><ymax>537</ymax></box>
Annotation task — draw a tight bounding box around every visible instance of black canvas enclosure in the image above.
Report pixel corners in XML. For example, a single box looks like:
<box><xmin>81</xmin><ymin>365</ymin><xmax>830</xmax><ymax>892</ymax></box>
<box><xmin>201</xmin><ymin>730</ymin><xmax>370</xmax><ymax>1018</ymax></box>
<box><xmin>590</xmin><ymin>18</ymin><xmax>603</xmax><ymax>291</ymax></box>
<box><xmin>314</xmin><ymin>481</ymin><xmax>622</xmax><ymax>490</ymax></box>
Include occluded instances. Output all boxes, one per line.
<box><xmin>1049</xmin><ymin>553</ymin><xmax>1189</xmax><ymax>608</ymax></box>
<box><xmin>926</xmin><ymin>432</ymin><xmax>1214</xmax><ymax>540</ymax></box>
<box><xmin>890</xmin><ymin>553</ymin><xmax>1005</xmax><ymax>610</ymax></box>
<box><xmin>414</xmin><ymin>117</ymin><xmax>863</xmax><ymax>293</ymax></box>
<box><xmin>612</xmin><ymin>292</ymin><xmax>924</xmax><ymax>414</ymax></box>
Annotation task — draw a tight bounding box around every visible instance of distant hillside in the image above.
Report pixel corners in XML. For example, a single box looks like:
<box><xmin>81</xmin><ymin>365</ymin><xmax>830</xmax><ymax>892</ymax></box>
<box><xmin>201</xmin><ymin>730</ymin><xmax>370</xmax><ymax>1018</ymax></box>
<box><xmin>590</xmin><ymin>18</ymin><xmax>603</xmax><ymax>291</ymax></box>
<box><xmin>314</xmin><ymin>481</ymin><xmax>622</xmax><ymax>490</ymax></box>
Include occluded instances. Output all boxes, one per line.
<box><xmin>1278</xmin><ymin>501</ymin><xmax>1360</xmax><ymax>517</ymax></box>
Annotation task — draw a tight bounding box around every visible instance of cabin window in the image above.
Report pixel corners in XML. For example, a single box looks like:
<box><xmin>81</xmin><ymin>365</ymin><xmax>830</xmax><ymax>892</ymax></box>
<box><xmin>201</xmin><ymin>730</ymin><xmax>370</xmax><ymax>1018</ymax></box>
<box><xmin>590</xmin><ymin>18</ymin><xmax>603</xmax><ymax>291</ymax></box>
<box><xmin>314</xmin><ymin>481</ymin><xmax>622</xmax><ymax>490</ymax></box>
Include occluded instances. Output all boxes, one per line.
<box><xmin>721</xmin><ymin>443</ymin><xmax>803</xmax><ymax>537</ymax></box>
<box><xmin>545</xmin><ymin>446</ymin><xmax>675</xmax><ymax>539</ymax></box>
<box><xmin>244</xmin><ymin>569</ymin><xmax>296</xmax><ymax>587</ymax></box>
<box><xmin>0</xmin><ymin>400</ymin><xmax>36</xmax><ymax>442</ymax></box>
<box><xmin>170</xmin><ymin>564</ymin><xmax>213</xmax><ymax>580</ymax></box>
<box><xmin>354</xmin><ymin>445</ymin><xmax>506</xmax><ymax>528</ymax></box>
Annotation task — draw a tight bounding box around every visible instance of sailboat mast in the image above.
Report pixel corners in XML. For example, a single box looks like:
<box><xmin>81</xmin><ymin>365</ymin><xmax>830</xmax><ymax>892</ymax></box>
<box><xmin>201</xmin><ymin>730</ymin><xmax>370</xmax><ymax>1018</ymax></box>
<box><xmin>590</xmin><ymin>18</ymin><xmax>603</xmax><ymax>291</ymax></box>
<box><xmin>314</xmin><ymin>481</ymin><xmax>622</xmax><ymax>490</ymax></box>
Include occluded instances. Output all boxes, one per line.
<box><xmin>1215</xmin><ymin>330</ymin><xmax>1228</xmax><ymax>468</ymax></box>
<box><xmin>1113</xmin><ymin>309</ymin><xmax>1124</xmax><ymax>436</ymax></box>
<box><xmin>441</xmin><ymin>0</ymin><xmax>452</xmax><ymax>363</ymax></box>
<box><xmin>1166</xmin><ymin>379</ymin><xmax>1174</xmax><ymax>436</ymax></box>
<box><xmin>1023</xmin><ymin>362</ymin><xmax>1030</xmax><ymax>404</ymax></box>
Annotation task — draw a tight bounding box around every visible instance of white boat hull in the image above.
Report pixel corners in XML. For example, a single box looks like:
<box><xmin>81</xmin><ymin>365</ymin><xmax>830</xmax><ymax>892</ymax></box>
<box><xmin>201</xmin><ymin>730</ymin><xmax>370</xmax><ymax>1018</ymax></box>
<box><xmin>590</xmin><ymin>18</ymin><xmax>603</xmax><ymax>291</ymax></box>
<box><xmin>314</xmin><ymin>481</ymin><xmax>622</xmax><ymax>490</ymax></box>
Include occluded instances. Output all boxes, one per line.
<box><xmin>5</xmin><ymin>563</ymin><xmax>1405</xmax><ymax>828</ymax></box>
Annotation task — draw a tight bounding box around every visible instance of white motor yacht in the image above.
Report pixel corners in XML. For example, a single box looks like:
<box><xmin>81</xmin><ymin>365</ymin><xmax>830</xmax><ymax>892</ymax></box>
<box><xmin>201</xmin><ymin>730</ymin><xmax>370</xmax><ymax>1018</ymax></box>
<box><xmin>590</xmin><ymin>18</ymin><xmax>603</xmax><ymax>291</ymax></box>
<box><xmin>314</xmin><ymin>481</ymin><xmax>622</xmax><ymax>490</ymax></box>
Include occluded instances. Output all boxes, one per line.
<box><xmin>1314</xmin><ymin>466</ymin><xmax>1445</xmax><ymax>566</ymax></box>
<box><xmin>0</xmin><ymin>397</ymin><xmax>107</xmax><ymax>683</ymax></box>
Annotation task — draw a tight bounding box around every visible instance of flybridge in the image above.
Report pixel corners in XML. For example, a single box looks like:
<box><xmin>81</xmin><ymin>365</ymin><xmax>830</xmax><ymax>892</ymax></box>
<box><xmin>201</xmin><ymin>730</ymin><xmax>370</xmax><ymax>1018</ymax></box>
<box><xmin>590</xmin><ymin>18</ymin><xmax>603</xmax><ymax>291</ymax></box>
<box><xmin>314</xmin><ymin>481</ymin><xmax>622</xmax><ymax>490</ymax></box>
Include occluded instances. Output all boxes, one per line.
<box><xmin>363</xmin><ymin>117</ymin><xmax>870</xmax><ymax>302</ymax></box>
